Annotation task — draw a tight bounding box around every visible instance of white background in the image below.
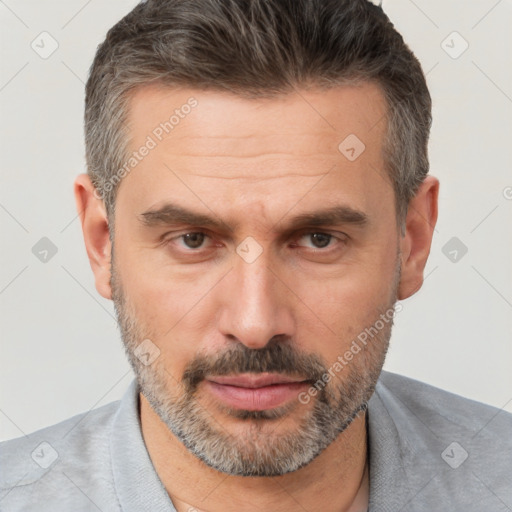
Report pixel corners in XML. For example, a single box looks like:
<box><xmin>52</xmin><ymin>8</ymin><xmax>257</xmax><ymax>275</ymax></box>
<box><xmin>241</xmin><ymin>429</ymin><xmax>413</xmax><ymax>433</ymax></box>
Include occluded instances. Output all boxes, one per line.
<box><xmin>1</xmin><ymin>0</ymin><xmax>511</xmax><ymax>441</ymax></box>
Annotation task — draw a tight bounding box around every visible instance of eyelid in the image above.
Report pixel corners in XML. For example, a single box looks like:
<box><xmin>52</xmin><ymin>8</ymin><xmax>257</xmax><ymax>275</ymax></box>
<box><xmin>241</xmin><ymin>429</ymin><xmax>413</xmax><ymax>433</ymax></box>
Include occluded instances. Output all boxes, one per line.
<box><xmin>293</xmin><ymin>231</ymin><xmax>348</xmax><ymax>249</ymax></box>
<box><xmin>162</xmin><ymin>228</ymin><xmax>211</xmax><ymax>240</ymax></box>
<box><xmin>297</xmin><ymin>229</ymin><xmax>348</xmax><ymax>238</ymax></box>
<box><xmin>164</xmin><ymin>230</ymin><xmax>214</xmax><ymax>249</ymax></box>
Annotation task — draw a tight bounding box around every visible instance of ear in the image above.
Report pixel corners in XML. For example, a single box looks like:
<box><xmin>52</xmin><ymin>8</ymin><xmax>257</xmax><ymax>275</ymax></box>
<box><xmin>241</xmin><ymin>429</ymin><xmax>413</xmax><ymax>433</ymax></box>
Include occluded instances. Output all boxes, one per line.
<box><xmin>398</xmin><ymin>175</ymin><xmax>439</xmax><ymax>300</ymax></box>
<box><xmin>73</xmin><ymin>174</ymin><xmax>113</xmax><ymax>300</ymax></box>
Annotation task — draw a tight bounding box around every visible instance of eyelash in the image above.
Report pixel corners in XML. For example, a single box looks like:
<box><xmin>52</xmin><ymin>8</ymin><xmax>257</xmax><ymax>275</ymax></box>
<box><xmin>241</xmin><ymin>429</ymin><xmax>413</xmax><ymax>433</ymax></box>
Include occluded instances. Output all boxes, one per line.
<box><xmin>163</xmin><ymin>230</ymin><xmax>347</xmax><ymax>254</ymax></box>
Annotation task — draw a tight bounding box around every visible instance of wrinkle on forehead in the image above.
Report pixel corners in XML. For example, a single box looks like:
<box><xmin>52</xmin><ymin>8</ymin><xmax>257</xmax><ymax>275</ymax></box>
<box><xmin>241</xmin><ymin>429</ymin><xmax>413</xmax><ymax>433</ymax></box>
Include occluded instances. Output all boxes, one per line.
<box><xmin>125</xmin><ymin>82</ymin><xmax>388</xmax><ymax>150</ymax></box>
<box><xmin>118</xmin><ymin>83</ymin><xmax>391</xmax><ymax>215</ymax></box>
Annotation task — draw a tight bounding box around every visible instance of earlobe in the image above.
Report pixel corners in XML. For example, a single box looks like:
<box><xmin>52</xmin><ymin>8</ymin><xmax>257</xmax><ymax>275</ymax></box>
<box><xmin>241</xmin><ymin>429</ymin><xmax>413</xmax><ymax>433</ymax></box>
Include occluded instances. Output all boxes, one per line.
<box><xmin>73</xmin><ymin>174</ymin><xmax>113</xmax><ymax>300</ymax></box>
<box><xmin>397</xmin><ymin>175</ymin><xmax>439</xmax><ymax>300</ymax></box>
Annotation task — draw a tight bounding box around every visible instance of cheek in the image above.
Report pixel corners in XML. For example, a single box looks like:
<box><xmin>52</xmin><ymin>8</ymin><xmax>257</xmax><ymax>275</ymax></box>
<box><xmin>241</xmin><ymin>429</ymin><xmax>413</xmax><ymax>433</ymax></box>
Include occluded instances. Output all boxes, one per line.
<box><xmin>115</xmin><ymin>238</ymin><xmax>203</xmax><ymax>321</ymax></box>
<box><xmin>116</xmin><ymin>250</ymin><xmax>228</xmax><ymax>372</ymax></box>
<box><xmin>292</xmin><ymin>246</ymin><xmax>398</xmax><ymax>364</ymax></box>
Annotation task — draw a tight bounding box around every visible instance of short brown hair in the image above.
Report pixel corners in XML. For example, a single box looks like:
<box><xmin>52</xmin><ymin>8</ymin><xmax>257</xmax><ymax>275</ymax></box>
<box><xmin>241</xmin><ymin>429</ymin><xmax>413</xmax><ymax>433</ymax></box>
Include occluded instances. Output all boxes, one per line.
<box><xmin>85</xmin><ymin>0</ymin><xmax>432</xmax><ymax>231</ymax></box>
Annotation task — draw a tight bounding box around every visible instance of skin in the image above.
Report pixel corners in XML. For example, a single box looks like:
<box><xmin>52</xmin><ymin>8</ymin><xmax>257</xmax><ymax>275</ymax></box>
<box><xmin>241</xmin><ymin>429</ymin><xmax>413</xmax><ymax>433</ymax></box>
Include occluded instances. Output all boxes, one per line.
<box><xmin>74</xmin><ymin>82</ymin><xmax>438</xmax><ymax>512</ymax></box>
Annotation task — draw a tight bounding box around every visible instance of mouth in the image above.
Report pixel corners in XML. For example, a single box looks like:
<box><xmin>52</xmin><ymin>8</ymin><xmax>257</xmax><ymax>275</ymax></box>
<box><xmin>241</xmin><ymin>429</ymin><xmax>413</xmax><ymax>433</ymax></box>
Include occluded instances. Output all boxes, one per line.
<box><xmin>204</xmin><ymin>373</ymin><xmax>311</xmax><ymax>411</ymax></box>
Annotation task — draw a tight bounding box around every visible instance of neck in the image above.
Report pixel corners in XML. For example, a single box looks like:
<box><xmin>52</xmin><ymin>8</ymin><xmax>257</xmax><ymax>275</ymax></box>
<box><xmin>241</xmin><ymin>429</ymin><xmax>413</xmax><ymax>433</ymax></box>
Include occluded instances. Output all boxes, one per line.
<box><xmin>140</xmin><ymin>393</ymin><xmax>369</xmax><ymax>512</ymax></box>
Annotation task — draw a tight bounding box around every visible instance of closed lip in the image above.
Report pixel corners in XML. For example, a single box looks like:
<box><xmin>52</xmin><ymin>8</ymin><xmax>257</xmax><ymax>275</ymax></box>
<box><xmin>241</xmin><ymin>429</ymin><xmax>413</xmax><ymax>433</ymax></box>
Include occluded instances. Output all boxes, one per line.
<box><xmin>206</xmin><ymin>373</ymin><xmax>309</xmax><ymax>389</ymax></box>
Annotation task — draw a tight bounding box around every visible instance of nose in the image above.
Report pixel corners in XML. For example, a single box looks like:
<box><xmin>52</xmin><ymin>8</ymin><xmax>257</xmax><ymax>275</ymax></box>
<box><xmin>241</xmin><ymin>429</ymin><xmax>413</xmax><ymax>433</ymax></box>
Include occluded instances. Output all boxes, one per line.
<box><xmin>217</xmin><ymin>249</ymin><xmax>295</xmax><ymax>350</ymax></box>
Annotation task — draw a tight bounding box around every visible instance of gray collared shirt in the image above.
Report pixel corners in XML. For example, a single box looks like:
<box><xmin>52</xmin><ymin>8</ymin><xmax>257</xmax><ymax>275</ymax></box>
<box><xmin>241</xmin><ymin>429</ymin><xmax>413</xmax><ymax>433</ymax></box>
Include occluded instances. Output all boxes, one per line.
<box><xmin>1</xmin><ymin>371</ymin><xmax>511</xmax><ymax>511</ymax></box>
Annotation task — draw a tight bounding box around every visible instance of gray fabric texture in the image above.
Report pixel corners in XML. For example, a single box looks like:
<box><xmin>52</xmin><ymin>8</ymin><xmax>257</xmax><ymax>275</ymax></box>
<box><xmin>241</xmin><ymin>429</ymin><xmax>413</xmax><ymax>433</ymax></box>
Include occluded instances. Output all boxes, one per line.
<box><xmin>1</xmin><ymin>371</ymin><xmax>511</xmax><ymax>511</ymax></box>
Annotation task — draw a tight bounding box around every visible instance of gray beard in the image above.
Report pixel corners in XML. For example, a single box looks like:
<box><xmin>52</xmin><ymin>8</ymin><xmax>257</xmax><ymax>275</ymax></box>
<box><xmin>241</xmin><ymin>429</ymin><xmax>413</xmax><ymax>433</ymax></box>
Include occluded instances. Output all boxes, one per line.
<box><xmin>111</xmin><ymin>255</ymin><xmax>399</xmax><ymax>476</ymax></box>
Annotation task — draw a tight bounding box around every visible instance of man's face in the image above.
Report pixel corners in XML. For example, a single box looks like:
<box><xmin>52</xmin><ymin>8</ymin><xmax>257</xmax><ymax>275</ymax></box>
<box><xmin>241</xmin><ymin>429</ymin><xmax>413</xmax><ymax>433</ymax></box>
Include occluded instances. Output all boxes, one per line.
<box><xmin>110</xmin><ymin>83</ymin><xmax>401</xmax><ymax>476</ymax></box>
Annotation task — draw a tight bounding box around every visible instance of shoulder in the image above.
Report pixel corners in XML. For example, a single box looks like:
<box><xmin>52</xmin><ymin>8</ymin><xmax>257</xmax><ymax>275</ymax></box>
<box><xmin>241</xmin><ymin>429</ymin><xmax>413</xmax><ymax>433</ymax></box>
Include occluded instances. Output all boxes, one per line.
<box><xmin>369</xmin><ymin>371</ymin><xmax>512</xmax><ymax>510</ymax></box>
<box><xmin>0</xmin><ymin>399</ymin><xmax>121</xmax><ymax>511</ymax></box>
<box><xmin>376</xmin><ymin>370</ymin><xmax>512</xmax><ymax>437</ymax></box>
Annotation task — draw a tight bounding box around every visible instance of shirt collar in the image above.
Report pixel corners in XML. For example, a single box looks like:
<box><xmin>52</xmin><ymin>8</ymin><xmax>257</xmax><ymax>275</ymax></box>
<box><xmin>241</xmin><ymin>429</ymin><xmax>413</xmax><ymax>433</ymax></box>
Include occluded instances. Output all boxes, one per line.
<box><xmin>367</xmin><ymin>381</ymin><xmax>411</xmax><ymax>510</ymax></box>
<box><xmin>110</xmin><ymin>379</ymin><xmax>177</xmax><ymax>512</ymax></box>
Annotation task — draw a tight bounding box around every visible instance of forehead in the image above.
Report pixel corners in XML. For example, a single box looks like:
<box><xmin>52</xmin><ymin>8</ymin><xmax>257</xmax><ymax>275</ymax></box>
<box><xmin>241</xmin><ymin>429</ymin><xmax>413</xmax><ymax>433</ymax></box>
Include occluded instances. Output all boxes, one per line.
<box><xmin>116</xmin><ymin>82</ymin><xmax>392</xmax><ymax>224</ymax></box>
<box><xmin>124</xmin><ymin>81</ymin><xmax>388</xmax><ymax>161</ymax></box>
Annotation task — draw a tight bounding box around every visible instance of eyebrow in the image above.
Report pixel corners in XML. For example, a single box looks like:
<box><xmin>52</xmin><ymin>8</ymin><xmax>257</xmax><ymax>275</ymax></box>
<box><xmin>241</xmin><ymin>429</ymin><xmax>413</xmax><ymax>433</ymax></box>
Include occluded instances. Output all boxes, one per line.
<box><xmin>138</xmin><ymin>202</ymin><xmax>369</xmax><ymax>233</ymax></box>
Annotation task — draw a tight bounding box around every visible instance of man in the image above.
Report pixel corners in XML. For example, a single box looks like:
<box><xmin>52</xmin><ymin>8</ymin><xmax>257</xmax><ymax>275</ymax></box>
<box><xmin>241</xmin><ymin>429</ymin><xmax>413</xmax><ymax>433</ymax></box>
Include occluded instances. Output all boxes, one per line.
<box><xmin>1</xmin><ymin>0</ymin><xmax>510</xmax><ymax>510</ymax></box>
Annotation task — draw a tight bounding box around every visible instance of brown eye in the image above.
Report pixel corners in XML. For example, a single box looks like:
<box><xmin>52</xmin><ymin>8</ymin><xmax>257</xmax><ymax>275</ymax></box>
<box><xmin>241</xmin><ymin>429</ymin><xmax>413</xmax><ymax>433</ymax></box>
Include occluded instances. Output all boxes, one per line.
<box><xmin>296</xmin><ymin>232</ymin><xmax>334</xmax><ymax>249</ymax></box>
<box><xmin>181</xmin><ymin>232</ymin><xmax>206</xmax><ymax>249</ymax></box>
<box><xmin>309</xmin><ymin>233</ymin><xmax>332</xmax><ymax>248</ymax></box>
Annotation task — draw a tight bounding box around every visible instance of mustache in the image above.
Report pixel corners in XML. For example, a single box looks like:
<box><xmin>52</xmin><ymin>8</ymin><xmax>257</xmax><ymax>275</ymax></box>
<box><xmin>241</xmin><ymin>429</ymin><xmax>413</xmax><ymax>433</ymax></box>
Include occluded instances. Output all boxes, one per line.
<box><xmin>182</xmin><ymin>337</ymin><xmax>328</xmax><ymax>394</ymax></box>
